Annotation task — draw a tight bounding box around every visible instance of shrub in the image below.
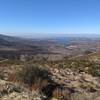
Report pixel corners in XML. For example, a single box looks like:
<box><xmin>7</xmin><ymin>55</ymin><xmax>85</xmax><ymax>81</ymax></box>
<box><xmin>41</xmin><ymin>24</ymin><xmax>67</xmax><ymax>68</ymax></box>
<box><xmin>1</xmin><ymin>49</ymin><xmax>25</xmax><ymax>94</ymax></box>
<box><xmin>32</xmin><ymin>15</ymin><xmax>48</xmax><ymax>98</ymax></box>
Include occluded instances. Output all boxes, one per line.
<box><xmin>17</xmin><ymin>64</ymin><xmax>51</xmax><ymax>89</ymax></box>
<box><xmin>88</xmin><ymin>62</ymin><xmax>100</xmax><ymax>77</ymax></box>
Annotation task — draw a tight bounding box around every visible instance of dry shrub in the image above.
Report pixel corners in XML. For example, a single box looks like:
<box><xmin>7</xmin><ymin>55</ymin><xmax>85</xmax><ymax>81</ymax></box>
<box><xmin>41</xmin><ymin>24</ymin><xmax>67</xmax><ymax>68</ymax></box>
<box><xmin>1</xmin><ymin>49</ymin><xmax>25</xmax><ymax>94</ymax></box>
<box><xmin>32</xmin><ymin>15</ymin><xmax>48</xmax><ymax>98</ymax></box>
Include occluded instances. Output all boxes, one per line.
<box><xmin>31</xmin><ymin>79</ymin><xmax>48</xmax><ymax>91</ymax></box>
<box><xmin>8</xmin><ymin>73</ymin><xmax>17</xmax><ymax>82</ymax></box>
<box><xmin>16</xmin><ymin>64</ymin><xmax>51</xmax><ymax>90</ymax></box>
<box><xmin>53</xmin><ymin>88</ymin><xmax>62</xmax><ymax>98</ymax></box>
<box><xmin>52</xmin><ymin>87</ymin><xmax>70</xmax><ymax>99</ymax></box>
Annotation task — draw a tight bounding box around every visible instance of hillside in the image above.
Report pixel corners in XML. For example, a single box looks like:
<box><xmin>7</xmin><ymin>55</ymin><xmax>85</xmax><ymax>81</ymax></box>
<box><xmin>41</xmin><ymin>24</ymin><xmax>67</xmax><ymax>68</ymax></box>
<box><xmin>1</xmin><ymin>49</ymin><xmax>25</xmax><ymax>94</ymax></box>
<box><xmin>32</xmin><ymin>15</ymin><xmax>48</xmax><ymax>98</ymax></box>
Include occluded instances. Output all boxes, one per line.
<box><xmin>0</xmin><ymin>34</ymin><xmax>100</xmax><ymax>100</ymax></box>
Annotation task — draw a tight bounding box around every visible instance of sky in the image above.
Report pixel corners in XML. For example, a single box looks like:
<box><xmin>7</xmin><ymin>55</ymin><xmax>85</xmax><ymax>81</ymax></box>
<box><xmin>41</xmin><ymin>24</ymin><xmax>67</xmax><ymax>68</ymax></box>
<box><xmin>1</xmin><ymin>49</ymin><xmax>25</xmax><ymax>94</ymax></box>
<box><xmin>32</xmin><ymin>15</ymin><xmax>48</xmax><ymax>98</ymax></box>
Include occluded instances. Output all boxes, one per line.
<box><xmin>0</xmin><ymin>0</ymin><xmax>100</xmax><ymax>36</ymax></box>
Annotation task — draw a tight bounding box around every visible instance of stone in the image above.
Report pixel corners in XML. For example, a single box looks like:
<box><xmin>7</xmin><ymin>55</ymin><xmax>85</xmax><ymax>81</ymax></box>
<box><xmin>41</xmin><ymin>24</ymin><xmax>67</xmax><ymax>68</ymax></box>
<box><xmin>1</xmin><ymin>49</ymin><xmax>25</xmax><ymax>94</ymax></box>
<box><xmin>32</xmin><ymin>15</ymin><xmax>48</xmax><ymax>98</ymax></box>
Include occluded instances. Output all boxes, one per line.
<box><xmin>82</xmin><ymin>74</ymin><xmax>94</xmax><ymax>82</ymax></box>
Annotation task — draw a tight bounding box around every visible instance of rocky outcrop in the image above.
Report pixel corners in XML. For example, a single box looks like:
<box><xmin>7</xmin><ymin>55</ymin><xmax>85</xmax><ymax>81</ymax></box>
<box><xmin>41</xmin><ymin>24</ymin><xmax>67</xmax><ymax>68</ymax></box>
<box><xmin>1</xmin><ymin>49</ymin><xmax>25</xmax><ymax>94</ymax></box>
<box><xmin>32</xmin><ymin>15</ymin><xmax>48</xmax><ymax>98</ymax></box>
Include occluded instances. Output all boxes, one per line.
<box><xmin>49</xmin><ymin>68</ymin><xmax>100</xmax><ymax>100</ymax></box>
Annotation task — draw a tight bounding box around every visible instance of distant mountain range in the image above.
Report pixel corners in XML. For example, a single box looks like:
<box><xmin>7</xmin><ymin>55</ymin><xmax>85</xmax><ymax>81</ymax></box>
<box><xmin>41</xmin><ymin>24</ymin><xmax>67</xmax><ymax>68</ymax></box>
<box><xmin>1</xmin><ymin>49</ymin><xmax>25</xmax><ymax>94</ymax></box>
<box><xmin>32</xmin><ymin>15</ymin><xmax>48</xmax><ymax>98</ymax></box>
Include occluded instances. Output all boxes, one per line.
<box><xmin>0</xmin><ymin>34</ymin><xmax>50</xmax><ymax>55</ymax></box>
<box><xmin>1</xmin><ymin>33</ymin><xmax>100</xmax><ymax>39</ymax></box>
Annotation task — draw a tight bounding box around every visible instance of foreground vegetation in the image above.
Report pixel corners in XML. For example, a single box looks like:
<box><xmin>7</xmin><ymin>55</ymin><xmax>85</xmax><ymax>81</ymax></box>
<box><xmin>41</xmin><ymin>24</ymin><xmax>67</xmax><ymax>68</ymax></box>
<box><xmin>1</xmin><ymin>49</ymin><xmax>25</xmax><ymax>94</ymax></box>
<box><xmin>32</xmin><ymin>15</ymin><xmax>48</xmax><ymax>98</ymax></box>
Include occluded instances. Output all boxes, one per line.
<box><xmin>0</xmin><ymin>52</ymin><xmax>100</xmax><ymax>100</ymax></box>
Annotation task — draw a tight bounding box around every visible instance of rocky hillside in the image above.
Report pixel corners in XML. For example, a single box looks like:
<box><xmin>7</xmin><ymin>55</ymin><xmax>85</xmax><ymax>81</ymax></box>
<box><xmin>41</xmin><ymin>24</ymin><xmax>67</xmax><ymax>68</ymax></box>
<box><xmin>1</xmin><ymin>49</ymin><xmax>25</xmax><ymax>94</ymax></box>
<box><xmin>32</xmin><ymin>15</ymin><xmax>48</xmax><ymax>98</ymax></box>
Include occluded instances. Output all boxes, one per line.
<box><xmin>0</xmin><ymin>63</ymin><xmax>100</xmax><ymax>100</ymax></box>
<box><xmin>50</xmin><ymin>67</ymin><xmax>100</xmax><ymax>100</ymax></box>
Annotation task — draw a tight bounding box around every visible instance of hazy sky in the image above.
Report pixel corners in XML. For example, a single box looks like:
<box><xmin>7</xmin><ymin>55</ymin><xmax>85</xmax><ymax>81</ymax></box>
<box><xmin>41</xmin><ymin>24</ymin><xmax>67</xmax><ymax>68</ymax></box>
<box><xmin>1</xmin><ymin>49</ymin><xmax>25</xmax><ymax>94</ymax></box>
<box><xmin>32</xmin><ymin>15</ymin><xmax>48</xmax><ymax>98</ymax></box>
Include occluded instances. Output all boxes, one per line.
<box><xmin>0</xmin><ymin>0</ymin><xmax>100</xmax><ymax>35</ymax></box>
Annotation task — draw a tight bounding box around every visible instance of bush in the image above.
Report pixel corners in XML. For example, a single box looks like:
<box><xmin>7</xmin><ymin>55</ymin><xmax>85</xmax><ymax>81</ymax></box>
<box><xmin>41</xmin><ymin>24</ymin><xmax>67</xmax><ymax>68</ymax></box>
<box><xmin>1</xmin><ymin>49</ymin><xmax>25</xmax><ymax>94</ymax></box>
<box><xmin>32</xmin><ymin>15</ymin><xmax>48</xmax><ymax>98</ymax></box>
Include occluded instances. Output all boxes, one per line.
<box><xmin>17</xmin><ymin>64</ymin><xmax>52</xmax><ymax>88</ymax></box>
<box><xmin>88</xmin><ymin>62</ymin><xmax>100</xmax><ymax>77</ymax></box>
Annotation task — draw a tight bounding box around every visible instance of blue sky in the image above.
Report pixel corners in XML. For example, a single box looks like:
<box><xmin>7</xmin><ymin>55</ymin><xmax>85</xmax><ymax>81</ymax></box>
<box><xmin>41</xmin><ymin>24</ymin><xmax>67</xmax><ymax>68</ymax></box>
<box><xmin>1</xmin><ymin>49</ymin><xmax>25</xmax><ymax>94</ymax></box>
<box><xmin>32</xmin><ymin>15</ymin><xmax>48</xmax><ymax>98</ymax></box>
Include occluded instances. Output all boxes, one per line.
<box><xmin>0</xmin><ymin>0</ymin><xmax>100</xmax><ymax>36</ymax></box>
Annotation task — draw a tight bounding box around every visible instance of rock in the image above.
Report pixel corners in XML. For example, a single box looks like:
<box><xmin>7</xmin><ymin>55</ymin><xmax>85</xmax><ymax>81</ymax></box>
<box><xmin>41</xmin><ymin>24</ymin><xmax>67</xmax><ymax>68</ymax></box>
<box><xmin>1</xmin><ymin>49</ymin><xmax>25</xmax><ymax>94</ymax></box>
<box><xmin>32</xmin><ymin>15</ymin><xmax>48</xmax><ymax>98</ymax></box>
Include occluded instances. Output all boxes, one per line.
<box><xmin>51</xmin><ymin>97</ymin><xmax>58</xmax><ymax>100</ymax></box>
<box><xmin>82</xmin><ymin>74</ymin><xmax>94</xmax><ymax>82</ymax></box>
<box><xmin>71</xmin><ymin>81</ymin><xmax>81</xmax><ymax>87</ymax></box>
<box><xmin>95</xmin><ymin>96</ymin><xmax>100</xmax><ymax>100</ymax></box>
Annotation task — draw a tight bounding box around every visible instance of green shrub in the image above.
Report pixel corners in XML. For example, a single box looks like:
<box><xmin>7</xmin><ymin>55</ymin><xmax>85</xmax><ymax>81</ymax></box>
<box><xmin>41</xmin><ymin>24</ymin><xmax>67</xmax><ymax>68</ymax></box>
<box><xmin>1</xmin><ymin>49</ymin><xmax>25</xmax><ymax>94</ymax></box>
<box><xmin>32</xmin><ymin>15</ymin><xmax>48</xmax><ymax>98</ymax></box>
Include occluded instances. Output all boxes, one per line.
<box><xmin>88</xmin><ymin>63</ymin><xmax>100</xmax><ymax>77</ymax></box>
<box><xmin>17</xmin><ymin>64</ymin><xmax>51</xmax><ymax>86</ymax></box>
